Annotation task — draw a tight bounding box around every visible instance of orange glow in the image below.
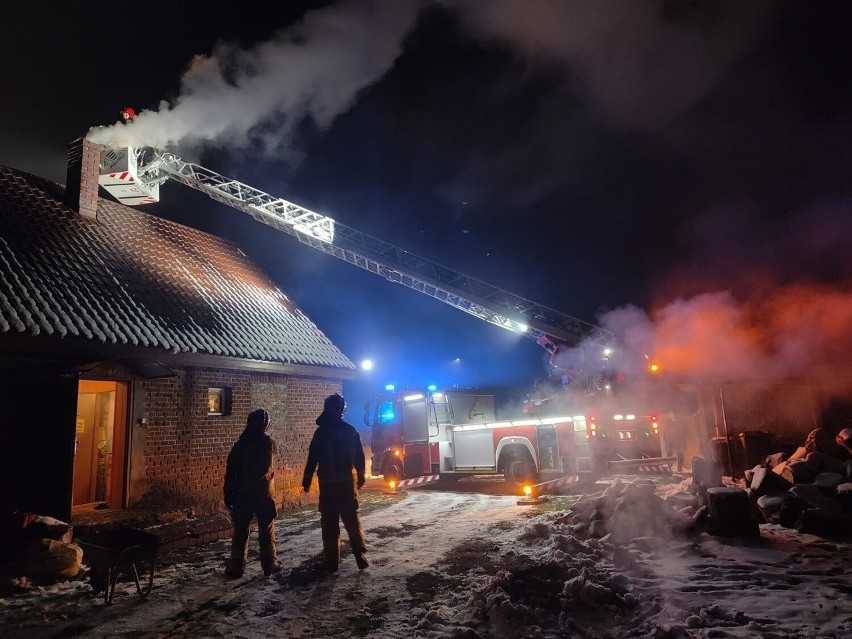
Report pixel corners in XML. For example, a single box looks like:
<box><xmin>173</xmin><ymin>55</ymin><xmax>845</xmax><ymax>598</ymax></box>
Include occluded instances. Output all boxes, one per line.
<box><xmin>394</xmin><ymin>449</ymin><xmax>401</xmax><ymax>457</ymax></box>
<box><xmin>389</xmin><ymin>480</ymin><xmax>397</xmax><ymax>489</ymax></box>
<box><xmin>523</xmin><ymin>485</ymin><xmax>532</xmax><ymax>497</ymax></box>
<box><xmin>647</xmin><ymin>360</ymin><xmax>662</xmax><ymax>374</ymax></box>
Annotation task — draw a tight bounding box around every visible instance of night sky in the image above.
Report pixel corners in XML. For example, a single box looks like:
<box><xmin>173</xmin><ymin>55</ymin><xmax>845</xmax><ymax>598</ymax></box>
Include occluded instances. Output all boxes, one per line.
<box><xmin>2</xmin><ymin>1</ymin><xmax>851</xmax><ymax>414</ymax></box>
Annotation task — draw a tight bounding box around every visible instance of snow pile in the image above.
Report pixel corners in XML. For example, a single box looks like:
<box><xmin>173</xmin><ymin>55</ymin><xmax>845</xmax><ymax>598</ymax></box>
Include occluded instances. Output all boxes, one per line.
<box><xmin>557</xmin><ymin>479</ymin><xmax>696</xmax><ymax>543</ymax></box>
<box><xmin>418</xmin><ymin>480</ymin><xmax>698</xmax><ymax>638</ymax></box>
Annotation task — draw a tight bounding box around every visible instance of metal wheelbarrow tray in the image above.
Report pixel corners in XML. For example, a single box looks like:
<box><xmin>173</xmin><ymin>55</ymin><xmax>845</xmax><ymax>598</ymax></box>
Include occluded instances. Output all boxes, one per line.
<box><xmin>77</xmin><ymin>527</ymin><xmax>159</xmax><ymax>604</ymax></box>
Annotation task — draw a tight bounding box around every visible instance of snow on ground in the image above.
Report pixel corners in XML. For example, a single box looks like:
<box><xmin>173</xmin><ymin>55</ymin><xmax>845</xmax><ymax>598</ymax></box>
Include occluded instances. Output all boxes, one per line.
<box><xmin>1</xmin><ymin>477</ymin><xmax>851</xmax><ymax>638</ymax></box>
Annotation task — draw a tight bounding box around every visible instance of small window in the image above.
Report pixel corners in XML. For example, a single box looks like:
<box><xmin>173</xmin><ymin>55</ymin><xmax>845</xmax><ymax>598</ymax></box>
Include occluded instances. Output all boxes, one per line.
<box><xmin>207</xmin><ymin>387</ymin><xmax>232</xmax><ymax>416</ymax></box>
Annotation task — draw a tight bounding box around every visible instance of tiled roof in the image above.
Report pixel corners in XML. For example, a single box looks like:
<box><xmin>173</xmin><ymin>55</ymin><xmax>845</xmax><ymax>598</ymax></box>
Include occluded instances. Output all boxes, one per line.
<box><xmin>0</xmin><ymin>165</ymin><xmax>355</xmax><ymax>370</ymax></box>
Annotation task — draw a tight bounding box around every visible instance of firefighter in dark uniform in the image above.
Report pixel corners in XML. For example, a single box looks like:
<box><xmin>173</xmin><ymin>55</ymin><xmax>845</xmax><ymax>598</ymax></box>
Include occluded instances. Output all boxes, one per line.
<box><xmin>302</xmin><ymin>394</ymin><xmax>369</xmax><ymax>571</ymax></box>
<box><xmin>223</xmin><ymin>409</ymin><xmax>282</xmax><ymax>577</ymax></box>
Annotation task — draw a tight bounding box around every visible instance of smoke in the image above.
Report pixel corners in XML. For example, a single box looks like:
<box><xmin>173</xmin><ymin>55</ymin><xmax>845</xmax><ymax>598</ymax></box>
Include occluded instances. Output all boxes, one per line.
<box><xmin>597</xmin><ymin>285</ymin><xmax>852</xmax><ymax>390</ymax></box>
<box><xmin>453</xmin><ymin>0</ymin><xmax>774</xmax><ymax>130</ymax></box>
<box><xmin>78</xmin><ymin>0</ymin><xmax>850</xmax><ymax>403</ymax></box>
<box><xmin>85</xmin><ymin>0</ymin><xmax>775</xmax><ymax>155</ymax></box>
<box><xmin>86</xmin><ymin>0</ymin><xmax>423</xmax><ymax>157</ymax></box>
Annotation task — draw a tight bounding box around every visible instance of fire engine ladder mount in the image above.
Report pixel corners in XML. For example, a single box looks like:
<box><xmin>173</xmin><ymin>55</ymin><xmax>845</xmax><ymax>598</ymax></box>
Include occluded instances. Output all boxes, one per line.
<box><xmin>116</xmin><ymin>146</ymin><xmax>613</xmax><ymax>349</ymax></box>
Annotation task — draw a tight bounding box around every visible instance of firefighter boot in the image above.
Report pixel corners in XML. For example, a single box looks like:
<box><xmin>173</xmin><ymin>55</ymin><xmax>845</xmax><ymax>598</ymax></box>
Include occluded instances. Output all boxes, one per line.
<box><xmin>320</xmin><ymin>512</ymin><xmax>341</xmax><ymax>571</ymax></box>
<box><xmin>258</xmin><ymin>511</ymin><xmax>281</xmax><ymax>576</ymax></box>
<box><xmin>225</xmin><ymin>556</ymin><xmax>245</xmax><ymax>579</ymax></box>
<box><xmin>320</xmin><ymin>538</ymin><xmax>340</xmax><ymax>572</ymax></box>
<box><xmin>342</xmin><ymin>510</ymin><xmax>368</xmax><ymax>569</ymax></box>
<box><xmin>355</xmin><ymin>553</ymin><xmax>369</xmax><ymax>570</ymax></box>
<box><xmin>225</xmin><ymin>535</ymin><xmax>248</xmax><ymax>578</ymax></box>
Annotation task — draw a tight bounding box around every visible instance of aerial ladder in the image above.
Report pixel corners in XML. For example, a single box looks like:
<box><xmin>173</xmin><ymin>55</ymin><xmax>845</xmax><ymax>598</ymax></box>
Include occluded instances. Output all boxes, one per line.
<box><xmin>97</xmin><ymin>143</ymin><xmax>676</xmax><ymax>480</ymax></box>
<box><xmin>97</xmin><ymin>144</ymin><xmax>614</xmax><ymax>365</ymax></box>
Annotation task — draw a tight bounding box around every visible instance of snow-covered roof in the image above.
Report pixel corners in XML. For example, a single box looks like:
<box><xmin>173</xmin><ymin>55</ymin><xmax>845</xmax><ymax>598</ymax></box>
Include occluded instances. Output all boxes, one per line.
<box><xmin>0</xmin><ymin>165</ymin><xmax>355</xmax><ymax>370</ymax></box>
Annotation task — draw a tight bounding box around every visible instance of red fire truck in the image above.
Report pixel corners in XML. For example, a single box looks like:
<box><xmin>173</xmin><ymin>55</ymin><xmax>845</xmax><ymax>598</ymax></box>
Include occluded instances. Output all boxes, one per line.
<box><xmin>367</xmin><ymin>386</ymin><xmax>664</xmax><ymax>486</ymax></box>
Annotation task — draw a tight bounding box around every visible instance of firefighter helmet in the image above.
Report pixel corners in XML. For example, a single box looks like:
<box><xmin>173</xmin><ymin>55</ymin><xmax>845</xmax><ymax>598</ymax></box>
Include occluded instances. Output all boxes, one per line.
<box><xmin>121</xmin><ymin>107</ymin><xmax>136</xmax><ymax>121</ymax></box>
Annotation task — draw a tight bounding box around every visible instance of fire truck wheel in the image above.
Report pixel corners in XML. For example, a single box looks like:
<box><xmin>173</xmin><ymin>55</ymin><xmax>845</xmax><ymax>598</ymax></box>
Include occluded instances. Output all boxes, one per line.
<box><xmin>383</xmin><ymin>462</ymin><xmax>402</xmax><ymax>483</ymax></box>
<box><xmin>505</xmin><ymin>457</ymin><xmax>537</xmax><ymax>486</ymax></box>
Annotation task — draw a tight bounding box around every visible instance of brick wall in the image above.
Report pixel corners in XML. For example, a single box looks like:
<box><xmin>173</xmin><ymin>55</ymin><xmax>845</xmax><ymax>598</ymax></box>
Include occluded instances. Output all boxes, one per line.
<box><xmin>136</xmin><ymin>366</ymin><xmax>341</xmax><ymax>512</ymax></box>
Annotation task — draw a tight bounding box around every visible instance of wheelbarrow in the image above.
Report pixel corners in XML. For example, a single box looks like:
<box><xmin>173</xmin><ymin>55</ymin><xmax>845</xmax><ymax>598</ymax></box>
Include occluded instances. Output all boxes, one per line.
<box><xmin>76</xmin><ymin>527</ymin><xmax>159</xmax><ymax>605</ymax></box>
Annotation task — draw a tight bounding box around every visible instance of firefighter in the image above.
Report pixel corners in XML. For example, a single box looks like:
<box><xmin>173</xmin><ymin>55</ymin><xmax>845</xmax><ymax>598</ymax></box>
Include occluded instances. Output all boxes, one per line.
<box><xmin>223</xmin><ymin>409</ymin><xmax>282</xmax><ymax>578</ymax></box>
<box><xmin>120</xmin><ymin>107</ymin><xmax>135</xmax><ymax>123</ymax></box>
<box><xmin>302</xmin><ymin>394</ymin><xmax>369</xmax><ymax>572</ymax></box>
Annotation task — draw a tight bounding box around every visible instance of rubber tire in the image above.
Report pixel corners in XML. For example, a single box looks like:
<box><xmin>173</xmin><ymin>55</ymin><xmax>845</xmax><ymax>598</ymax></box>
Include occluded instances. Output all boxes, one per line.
<box><xmin>505</xmin><ymin>456</ymin><xmax>537</xmax><ymax>486</ymax></box>
<box><xmin>383</xmin><ymin>462</ymin><xmax>403</xmax><ymax>483</ymax></box>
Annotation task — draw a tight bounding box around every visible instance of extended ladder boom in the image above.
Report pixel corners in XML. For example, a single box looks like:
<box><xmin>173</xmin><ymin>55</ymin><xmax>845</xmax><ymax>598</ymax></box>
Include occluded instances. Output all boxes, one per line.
<box><xmin>100</xmin><ymin>145</ymin><xmax>612</xmax><ymax>348</ymax></box>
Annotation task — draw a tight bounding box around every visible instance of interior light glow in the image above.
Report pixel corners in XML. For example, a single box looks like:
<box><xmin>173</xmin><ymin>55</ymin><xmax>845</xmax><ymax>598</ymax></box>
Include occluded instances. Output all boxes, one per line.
<box><xmin>626</xmin><ymin>414</ymin><xmax>636</xmax><ymax>420</ymax></box>
<box><xmin>614</xmin><ymin>414</ymin><xmax>624</xmax><ymax>420</ymax></box>
<box><xmin>432</xmin><ymin>392</ymin><xmax>443</xmax><ymax>399</ymax></box>
<box><xmin>427</xmin><ymin>384</ymin><xmax>437</xmax><ymax>392</ymax></box>
<box><xmin>404</xmin><ymin>393</ymin><xmax>424</xmax><ymax>401</ymax></box>
<box><xmin>385</xmin><ymin>384</ymin><xmax>395</xmax><ymax>392</ymax></box>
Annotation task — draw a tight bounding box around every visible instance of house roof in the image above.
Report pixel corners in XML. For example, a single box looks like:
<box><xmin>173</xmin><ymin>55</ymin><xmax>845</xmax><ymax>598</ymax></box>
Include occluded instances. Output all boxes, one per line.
<box><xmin>0</xmin><ymin>165</ymin><xmax>355</xmax><ymax>371</ymax></box>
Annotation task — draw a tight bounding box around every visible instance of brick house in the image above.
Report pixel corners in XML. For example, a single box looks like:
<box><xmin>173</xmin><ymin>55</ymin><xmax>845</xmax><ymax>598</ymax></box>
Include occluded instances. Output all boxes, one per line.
<box><xmin>0</xmin><ymin>141</ymin><xmax>356</xmax><ymax>532</ymax></box>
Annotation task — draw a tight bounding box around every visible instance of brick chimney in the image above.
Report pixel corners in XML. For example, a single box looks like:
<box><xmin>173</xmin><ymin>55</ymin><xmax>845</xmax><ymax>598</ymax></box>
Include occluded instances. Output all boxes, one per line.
<box><xmin>65</xmin><ymin>138</ymin><xmax>102</xmax><ymax>220</ymax></box>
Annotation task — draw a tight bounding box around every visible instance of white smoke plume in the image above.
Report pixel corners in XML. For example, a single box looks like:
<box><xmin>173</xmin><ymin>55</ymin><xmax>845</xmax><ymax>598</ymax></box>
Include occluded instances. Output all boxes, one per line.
<box><xmin>85</xmin><ymin>0</ymin><xmax>774</xmax><ymax>154</ymax></box>
<box><xmin>86</xmin><ymin>1</ymin><xmax>424</xmax><ymax>156</ymax></box>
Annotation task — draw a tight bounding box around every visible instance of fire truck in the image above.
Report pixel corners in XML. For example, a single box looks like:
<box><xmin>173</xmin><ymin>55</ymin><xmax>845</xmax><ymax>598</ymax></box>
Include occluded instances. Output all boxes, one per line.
<box><xmin>367</xmin><ymin>385</ymin><xmax>664</xmax><ymax>486</ymax></box>
<box><xmin>95</xmin><ymin>140</ymin><xmax>672</xmax><ymax>484</ymax></box>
